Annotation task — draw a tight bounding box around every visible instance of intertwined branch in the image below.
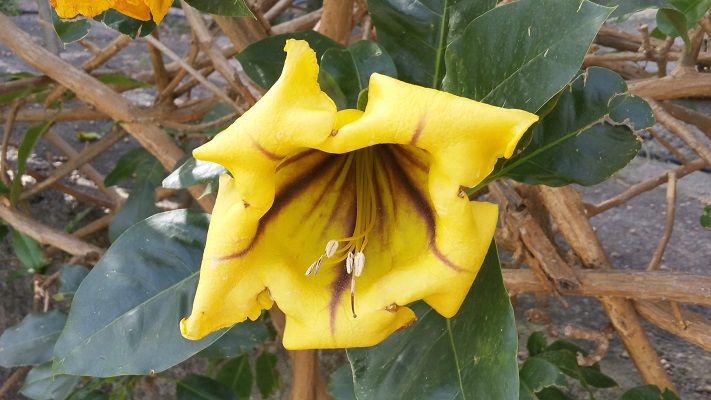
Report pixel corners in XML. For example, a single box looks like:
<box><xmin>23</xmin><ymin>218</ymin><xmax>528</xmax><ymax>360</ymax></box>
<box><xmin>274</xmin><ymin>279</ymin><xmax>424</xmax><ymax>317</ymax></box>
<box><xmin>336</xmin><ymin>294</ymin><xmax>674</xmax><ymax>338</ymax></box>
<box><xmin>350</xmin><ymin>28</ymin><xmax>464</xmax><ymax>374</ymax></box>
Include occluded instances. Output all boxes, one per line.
<box><xmin>1</xmin><ymin>1</ymin><xmax>710</xmax><ymax>398</ymax></box>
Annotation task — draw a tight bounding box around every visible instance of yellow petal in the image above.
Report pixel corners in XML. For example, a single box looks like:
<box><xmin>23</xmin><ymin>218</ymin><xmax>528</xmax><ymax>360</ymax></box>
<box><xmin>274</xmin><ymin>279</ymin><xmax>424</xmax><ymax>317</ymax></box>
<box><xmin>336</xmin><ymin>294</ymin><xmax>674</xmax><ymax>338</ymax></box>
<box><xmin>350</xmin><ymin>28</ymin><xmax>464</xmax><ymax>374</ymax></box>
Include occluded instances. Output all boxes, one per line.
<box><xmin>51</xmin><ymin>0</ymin><xmax>117</xmax><ymax>19</ymax></box>
<box><xmin>113</xmin><ymin>0</ymin><xmax>151</xmax><ymax>21</ymax></box>
<box><xmin>181</xmin><ymin>40</ymin><xmax>539</xmax><ymax>349</ymax></box>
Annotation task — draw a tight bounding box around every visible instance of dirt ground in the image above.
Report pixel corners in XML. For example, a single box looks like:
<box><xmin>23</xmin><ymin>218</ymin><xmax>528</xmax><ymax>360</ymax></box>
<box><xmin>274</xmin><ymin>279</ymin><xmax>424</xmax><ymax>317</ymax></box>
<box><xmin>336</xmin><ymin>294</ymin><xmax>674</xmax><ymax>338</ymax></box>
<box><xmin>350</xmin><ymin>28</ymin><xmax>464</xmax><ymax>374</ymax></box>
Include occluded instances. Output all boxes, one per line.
<box><xmin>1</xmin><ymin>3</ymin><xmax>710</xmax><ymax>399</ymax></box>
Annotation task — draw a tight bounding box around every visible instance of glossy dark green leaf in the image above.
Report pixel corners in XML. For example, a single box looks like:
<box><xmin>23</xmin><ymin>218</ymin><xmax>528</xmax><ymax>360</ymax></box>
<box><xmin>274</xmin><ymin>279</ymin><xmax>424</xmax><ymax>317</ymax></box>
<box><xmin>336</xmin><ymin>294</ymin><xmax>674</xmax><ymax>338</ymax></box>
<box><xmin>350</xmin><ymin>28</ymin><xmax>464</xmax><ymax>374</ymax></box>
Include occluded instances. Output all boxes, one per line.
<box><xmin>327</xmin><ymin>365</ymin><xmax>356</xmax><ymax>400</ymax></box>
<box><xmin>499</xmin><ymin>68</ymin><xmax>649</xmax><ymax>187</ymax></box>
<box><xmin>11</xmin><ymin>120</ymin><xmax>52</xmax><ymax>204</ymax></box>
<box><xmin>20</xmin><ymin>362</ymin><xmax>81</xmax><ymax>400</ymax></box>
<box><xmin>236</xmin><ymin>31</ymin><xmax>344</xmax><ymax>89</ymax></box>
<box><xmin>183</xmin><ymin>0</ymin><xmax>252</xmax><ymax>17</ymax></box>
<box><xmin>657</xmin><ymin>0</ymin><xmax>711</xmax><ymax>41</ymax></box>
<box><xmin>11</xmin><ymin>230</ymin><xmax>47</xmax><ymax>273</ymax></box>
<box><xmin>520</xmin><ymin>358</ymin><xmax>568</xmax><ymax>394</ymax></box>
<box><xmin>592</xmin><ymin>0</ymin><xmax>688</xmax><ymax>41</ymax></box>
<box><xmin>527</xmin><ymin>331</ymin><xmax>548</xmax><ymax>357</ymax></box>
<box><xmin>215</xmin><ymin>354</ymin><xmax>253</xmax><ymax>398</ymax></box>
<box><xmin>94</xmin><ymin>9</ymin><xmax>156</xmax><ymax>38</ymax></box>
<box><xmin>54</xmin><ymin>264</ymin><xmax>90</xmax><ymax>301</ymax></box>
<box><xmin>50</xmin><ymin>7</ymin><xmax>91</xmax><ymax>45</ymax></box>
<box><xmin>444</xmin><ymin>0</ymin><xmax>612</xmax><ymax>112</ymax></box>
<box><xmin>368</xmin><ymin>0</ymin><xmax>495</xmax><ymax>88</ymax></box>
<box><xmin>53</xmin><ymin>210</ymin><xmax>227</xmax><ymax>377</ymax></box>
<box><xmin>255</xmin><ymin>351</ymin><xmax>280</xmax><ymax>398</ymax></box>
<box><xmin>0</xmin><ymin>310</ymin><xmax>67</xmax><ymax>367</ymax></box>
<box><xmin>104</xmin><ymin>147</ymin><xmax>158</xmax><ymax>187</ymax></box>
<box><xmin>96</xmin><ymin>74</ymin><xmax>150</xmax><ymax>89</ymax></box>
<box><xmin>617</xmin><ymin>385</ymin><xmax>681</xmax><ymax>400</ymax></box>
<box><xmin>700</xmin><ymin>205</ymin><xmax>711</xmax><ymax>227</ymax></box>
<box><xmin>176</xmin><ymin>375</ymin><xmax>237</xmax><ymax>400</ymax></box>
<box><xmin>108</xmin><ymin>175</ymin><xmax>159</xmax><ymax>242</ymax></box>
<box><xmin>534</xmin><ymin>347</ymin><xmax>616</xmax><ymax>394</ymax></box>
<box><xmin>520</xmin><ymin>382</ymin><xmax>538</xmax><ymax>400</ymax></box>
<box><xmin>319</xmin><ymin>41</ymin><xmax>397</xmax><ymax>109</ymax></box>
<box><xmin>579</xmin><ymin>367</ymin><xmax>617</xmax><ymax>388</ymax></box>
<box><xmin>348</xmin><ymin>242</ymin><xmax>518</xmax><ymax>399</ymax></box>
<box><xmin>198</xmin><ymin>320</ymin><xmax>268</xmax><ymax>359</ymax></box>
<box><xmin>536</xmin><ymin>387</ymin><xmax>575</xmax><ymax>400</ymax></box>
<box><xmin>162</xmin><ymin>157</ymin><xmax>228</xmax><ymax>190</ymax></box>
<box><xmin>318</xmin><ymin>71</ymin><xmax>348</xmax><ymax>110</ymax></box>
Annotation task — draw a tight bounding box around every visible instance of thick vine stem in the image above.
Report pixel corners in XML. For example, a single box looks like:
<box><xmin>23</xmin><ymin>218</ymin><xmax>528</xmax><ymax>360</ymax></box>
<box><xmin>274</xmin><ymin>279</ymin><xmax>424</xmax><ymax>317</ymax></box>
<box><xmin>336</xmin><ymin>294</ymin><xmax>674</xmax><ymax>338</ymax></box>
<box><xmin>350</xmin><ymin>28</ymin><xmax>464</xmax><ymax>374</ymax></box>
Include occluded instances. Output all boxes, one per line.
<box><xmin>536</xmin><ymin>185</ymin><xmax>676</xmax><ymax>392</ymax></box>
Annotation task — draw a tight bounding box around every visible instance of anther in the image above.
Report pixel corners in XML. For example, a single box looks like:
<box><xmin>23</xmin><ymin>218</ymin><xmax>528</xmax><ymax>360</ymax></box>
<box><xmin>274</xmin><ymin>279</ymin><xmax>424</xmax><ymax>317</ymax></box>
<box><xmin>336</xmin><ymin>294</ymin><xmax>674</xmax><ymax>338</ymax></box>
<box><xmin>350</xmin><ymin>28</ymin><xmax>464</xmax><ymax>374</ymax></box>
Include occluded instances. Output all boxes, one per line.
<box><xmin>325</xmin><ymin>240</ymin><xmax>339</xmax><ymax>258</ymax></box>
<box><xmin>305</xmin><ymin>256</ymin><xmax>323</xmax><ymax>276</ymax></box>
<box><xmin>354</xmin><ymin>252</ymin><xmax>365</xmax><ymax>277</ymax></box>
<box><xmin>346</xmin><ymin>252</ymin><xmax>354</xmax><ymax>274</ymax></box>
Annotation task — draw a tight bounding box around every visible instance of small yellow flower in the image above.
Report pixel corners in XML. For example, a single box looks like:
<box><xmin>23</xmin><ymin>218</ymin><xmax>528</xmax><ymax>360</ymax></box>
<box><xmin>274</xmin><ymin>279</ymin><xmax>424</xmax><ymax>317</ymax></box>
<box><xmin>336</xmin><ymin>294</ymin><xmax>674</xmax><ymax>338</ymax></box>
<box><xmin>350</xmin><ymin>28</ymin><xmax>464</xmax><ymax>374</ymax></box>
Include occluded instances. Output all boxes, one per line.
<box><xmin>180</xmin><ymin>40</ymin><xmax>538</xmax><ymax>349</ymax></box>
<box><xmin>49</xmin><ymin>0</ymin><xmax>172</xmax><ymax>23</ymax></box>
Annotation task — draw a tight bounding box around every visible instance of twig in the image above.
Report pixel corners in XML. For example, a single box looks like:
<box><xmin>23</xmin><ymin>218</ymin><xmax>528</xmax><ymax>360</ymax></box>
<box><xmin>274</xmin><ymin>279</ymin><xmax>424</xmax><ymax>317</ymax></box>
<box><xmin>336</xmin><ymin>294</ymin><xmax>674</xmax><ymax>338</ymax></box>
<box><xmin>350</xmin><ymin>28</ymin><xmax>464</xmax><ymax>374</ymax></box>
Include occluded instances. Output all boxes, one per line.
<box><xmin>181</xmin><ymin>1</ymin><xmax>255</xmax><ymax>108</ymax></box>
<box><xmin>628</xmin><ymin>73</ymin><xmax>711</xmax><ymax>100</ymax></box>
<box><xmin>44</xmin><ymin>34</ymin><xmax>132</xmax><ymax>107</ymax></box>
<box><xmin>157</xmin><ymin>41</ymin><xmax>199</xmax><ymax>104</ymax></box>
<box><xmin>0</xmin><ymin>367</ymin><xmax>29</xmax><ymax>398</ymax></box>
<box><xmin>647</xmin><ymin>172</ymin><xmax>676</xmax><ymax>271</ymax></box>
<box><xmin>146</xmin><ymin>31</ymin><xmax>171</xmax><ymax>102</ymax></box>
<box><xmin>42</xmin><ymin>128</ymin><xmax>122</xmax><ymax>207</ymax></box>
<box><xmin>0</xmin><ymin>202</ymin><xmax>104</xmax><ymax>258</ymax></box>
<box><xmin>660</xmin><ymin>101</ymin><xmax>711</xmax><ymax>141</ymax></box>
<box><xmin>669</xmin><ymin>302</ymin><xmax>688</xmax><ymax>330</ymax></box>
<box><xmin>25</xmin><ymin>169</ymin><xmax>115</xmax><ymax>209</ymax></box>
<box><xmin>160</xmin><ymin>111</ymin><xmax>238</xmax><ymax>132</ymax></box>
<box><xmin>563</xmin><ymin>325</ymin><xmax>614</xmax><ymax>366</ymax></box>
<box><xmin>647</xmin><ymin>98</ymin><xmax>711</xmax><ymax>166</ymax></box>
<box><xmin>272</xmin><ymin>9</ymin><xmax>323</xmax><ymax>34</ymax></box>
<box><xmin>0</xmin><ymin>13</ymin><xmax>215</xmax><ymax>212</ymax></box>
<box><xmin>588</xmin><ymin>158</ymin><xmax>707</xmax><ymax>216</ymax></box>
<box><xmin>634</xmin><ymin>301</ymin><xmax>711</xmax><ymax>352</ymax></box>
<box><xmin>320</xmin><ymin>0</ymin><xmax>354</xmax><ymax>44</ymax></box>
<box><xmin>143</xmin><ymin>34</ymin><xmax>243</xmax><ymax>113</ymax></box>
<box><xmin>20</xmin><ymin>127</ymin><xmax>127</xmax><ymax>201</ymax></box>
<box><xmin>0</xmin><ymin>100</ymin><xmax>23</xmax><ymax>186</ymax></box>
<box><xmin>264</xmin><ymin>0</ymin><xmax>293</xmax><ymax>20</ymax></box>
<box><xmin>646</xmin><ymin>128</ymin><xmax>690</xmax><ymax>164</ymax></box>
<box><xmin>674</xmin><ymin>25</ymin><xmax>705</xmax><ymax>73</ymax></box>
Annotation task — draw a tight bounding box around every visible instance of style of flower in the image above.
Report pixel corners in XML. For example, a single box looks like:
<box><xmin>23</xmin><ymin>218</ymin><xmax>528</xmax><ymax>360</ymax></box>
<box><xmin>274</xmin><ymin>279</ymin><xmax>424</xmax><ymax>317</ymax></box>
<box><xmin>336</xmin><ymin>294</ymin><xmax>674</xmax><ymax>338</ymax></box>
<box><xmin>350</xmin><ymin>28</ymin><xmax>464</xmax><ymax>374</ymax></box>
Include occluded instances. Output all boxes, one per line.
<box><xmin>49</xmin><ymin>0</ymin><xmax>172</xmax><ymax>23</ymax></box>
<box><xmin>180</xmin><ymin>39</ymin><xmax>538</xmax><ymax>349</ymax></box>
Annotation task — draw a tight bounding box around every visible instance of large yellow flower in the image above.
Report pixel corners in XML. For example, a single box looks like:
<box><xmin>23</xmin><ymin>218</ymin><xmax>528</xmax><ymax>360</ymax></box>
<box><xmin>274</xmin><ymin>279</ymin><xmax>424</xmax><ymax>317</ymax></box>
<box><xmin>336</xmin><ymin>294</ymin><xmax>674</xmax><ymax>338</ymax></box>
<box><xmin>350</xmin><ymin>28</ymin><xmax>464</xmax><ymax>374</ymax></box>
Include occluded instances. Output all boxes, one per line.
<box><xmin>180</xmin><ymin>40</ymin><xmax>538</xmax><ymax>349</ymax></box>
<box><xmin>49</xmin><ymin>0</ymin><xmax>172</xmax><ymax>23</ymax></box>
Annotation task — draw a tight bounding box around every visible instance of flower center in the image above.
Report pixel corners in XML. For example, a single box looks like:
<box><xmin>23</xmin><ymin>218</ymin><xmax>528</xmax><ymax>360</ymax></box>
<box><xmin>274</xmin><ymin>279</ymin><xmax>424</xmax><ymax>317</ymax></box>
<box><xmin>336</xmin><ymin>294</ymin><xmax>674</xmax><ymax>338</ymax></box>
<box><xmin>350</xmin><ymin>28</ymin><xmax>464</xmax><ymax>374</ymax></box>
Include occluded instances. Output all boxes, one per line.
<box><xmin>304</xmin><ymin>147</ymin><xmax>378</xmax><ymax>318</ymax></box>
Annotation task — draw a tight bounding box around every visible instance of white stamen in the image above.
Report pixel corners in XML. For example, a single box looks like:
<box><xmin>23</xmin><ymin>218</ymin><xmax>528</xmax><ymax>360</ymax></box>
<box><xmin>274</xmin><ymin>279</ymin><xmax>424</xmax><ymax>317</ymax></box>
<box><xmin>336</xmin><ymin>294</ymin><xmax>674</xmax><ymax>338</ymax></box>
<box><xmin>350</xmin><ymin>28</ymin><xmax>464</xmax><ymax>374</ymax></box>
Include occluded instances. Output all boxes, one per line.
<box><xmin>305</xmin><ymin>256</ymin><xmax>323</xmax><ymax>276</ymax></box>
<box><xmin>354</xmin><ymin>252</ymin><xmax>365</xmax><ymax>277</ymax></box>
<box><xmin>346</xmin><ymin>252</ymin><xmax>354</xmax><ymax>274</ymax></box>
<box><xmin>325</xmin><ymin>240</ymin><xmax>339</xmax><ymax>258</ymax></box>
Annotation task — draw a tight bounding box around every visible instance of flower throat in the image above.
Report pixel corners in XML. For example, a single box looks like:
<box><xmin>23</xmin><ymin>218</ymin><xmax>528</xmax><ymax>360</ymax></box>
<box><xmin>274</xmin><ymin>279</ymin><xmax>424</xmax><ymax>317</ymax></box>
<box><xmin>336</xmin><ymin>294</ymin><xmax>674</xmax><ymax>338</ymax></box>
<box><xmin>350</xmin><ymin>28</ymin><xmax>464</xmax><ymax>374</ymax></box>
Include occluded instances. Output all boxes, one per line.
<box><xmin>305</xmin><ymin>147</ymin><xmax>378</xmax><ymax>318</ymax></box>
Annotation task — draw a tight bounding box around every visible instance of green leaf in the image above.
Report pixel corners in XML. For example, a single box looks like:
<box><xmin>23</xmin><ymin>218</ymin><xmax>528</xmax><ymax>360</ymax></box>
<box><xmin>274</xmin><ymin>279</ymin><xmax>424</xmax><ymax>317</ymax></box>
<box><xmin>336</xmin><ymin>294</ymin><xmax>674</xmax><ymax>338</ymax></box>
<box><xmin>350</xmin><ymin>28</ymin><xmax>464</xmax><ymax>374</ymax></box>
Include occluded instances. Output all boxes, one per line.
<box><xmin>319</xmin><ymin>41</ymin><xmax>397</xmax><ymax>109</ymax></box>
<box><xmin>53</xmin><ymin>210</ymin><xmax>228</xmax><ymax>377</ymax></box>
<box><xmin>108</xmin><ymin>176</ymin><xmax>159</xmax><ymax>242</ymax></box>
<box><xmin>327</xmin><ymin>365</ymin><xmax>356</xmax><ymax>400</ymax></box>
<box><xmin>176</xmin><ymin>375</ymin><xmax>238</xmax><ymax>400</ymax></box>
<box><xmin>520</xmin><ymin>382</ymin><xmax>538</xmax><ymax>400</ymax></box>
<box><xmin>0</xmin><ymin>310</ymin><xmax>67</xmax><ymax>367</ymax></box>
<box><xmin>163</xmin><ymin>157</ymin><xmax>228</xmax><ymax>190</ymax></box>
<box><xmin>520</xmin><ymin>358</ymin><xmax>568</xmax><ymax>394</ymax></box>
<box><xmin>11</xmin><ymin>120</ymin><xmax>53</xmax><ymax>204</ymax></box>
<box><xmin>236</xmin><ymin>31</ymin><xmax>344</xmax><ymax>90</ymax></box>
<box><xmin>368</xmin><ymin>0</ymin><xmax>495</xmax><ymax>88</ymax></box>
<box><xmin>443</xmin><ymin>0</ymin><xmax>612</xmax><ymax>112</ymax></box>
<box><xmin>104</xmin><ymin>147</ymin><xmax>158</xmax><ymax>187</ymax></box>
<box><xmin>255</xmin><ymin>351</ymin><xmax>280</xmax><ymax>398</ymax></box>
<box><xmin>700</xmin><ymin>205</ymin><xmax>711</xmax><ymax>227</ymax></box>
<box><xmin>198</xmin><ymin>320</ymin><xmax>268</xmax><ymax>359</ymax></box>
<box><xmin>536</xmin><ymin>387</ymin><xmax>575</xmax><ymax>400</ymax></box>
<box><xmin>183</xmin><ymin>0</ymin><xmax>253</xmax><ymax>17</ymax></box>
<box><xmin>617</xmin><ymin>385</ymin><xmax>681</xmax><ymax>400</ymax></box>
<box><xmin>96</xmin><ymin>74</ymin><xmax>150</xmax><ymax>89</ymax></box>
<box><xmin>20</xmin><ymin>362</ymin><xmax>81</xmax><ymax>400</ymax></box>
<box><xmin>579</xmin><ymin>367</ymin><xmax>617</xmax><ymax>388</ymax></box>
<box><xmin>215</xmin><ymin>354</ymin><xmax>253</xmax><ymax>398</ymax></box>
<box><xmin>11</xmin><ymin>230</ymin><xmax>47</xmax><ymax>273</ymax></box>
<box><xmin>54</xmin><ymin>264</ymin><xmax>90</xmax><ymax>301</ymax></box>
<box><xmin>534</xmin><ymin>348</ymin><xmax>617</xmax><ymax>394</ymax></box>
<box><xmin>499</xmin><ymin>68</ymin><xmax>649</xmax><ymax>187</ymax></box>
<box><xmin>347</xmin><ymin>241</ymin><xmax>518</xmax><ymax>399</ymax></box>
<box><xmin>657</xmin><ymin>0</ymin><xmax>711</xmax><ymax>42</ymax></box>
<box><xmin>527</xmin><ymin>331</ymin><xmax>548</xmax><ymax>357</ymax></box>
<box><xmin>93</xmin><ymin>9</ymin><xmax>156</xmax><ymax>39</ymax></box>
<box><xmin>50</xmin><ymin>6</ymin><xmax>91</xmax><ymax>45</ymax></box>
